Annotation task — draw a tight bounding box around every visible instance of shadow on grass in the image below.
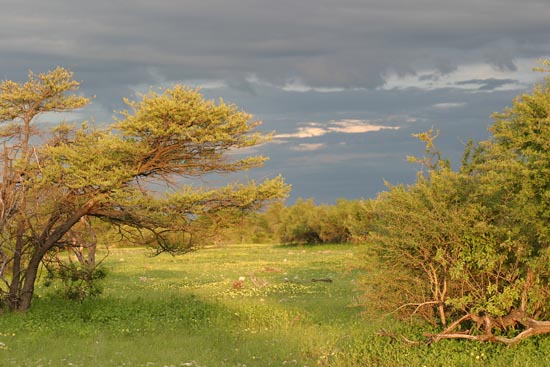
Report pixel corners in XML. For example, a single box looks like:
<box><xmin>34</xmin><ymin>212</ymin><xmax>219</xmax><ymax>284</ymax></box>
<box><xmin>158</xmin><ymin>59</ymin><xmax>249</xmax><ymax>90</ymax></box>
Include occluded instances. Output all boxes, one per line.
<box><xmin>272</xmin><ymin>242</ymin><xmax>348</xmax><ymax>249</ymax></box>
<box><xmin>0</xmin><ymin>293</ymin><xmax>311</xmax><ymax>366</ymax></box>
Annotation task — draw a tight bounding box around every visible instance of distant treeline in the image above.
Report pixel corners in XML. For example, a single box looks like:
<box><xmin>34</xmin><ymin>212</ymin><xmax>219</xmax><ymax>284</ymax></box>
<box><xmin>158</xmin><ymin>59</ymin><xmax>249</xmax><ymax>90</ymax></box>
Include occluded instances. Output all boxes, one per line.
<box><xmin>215</xmin><ymin>198</ymin><xmax>369</xmax><ymax>245</ymax></box>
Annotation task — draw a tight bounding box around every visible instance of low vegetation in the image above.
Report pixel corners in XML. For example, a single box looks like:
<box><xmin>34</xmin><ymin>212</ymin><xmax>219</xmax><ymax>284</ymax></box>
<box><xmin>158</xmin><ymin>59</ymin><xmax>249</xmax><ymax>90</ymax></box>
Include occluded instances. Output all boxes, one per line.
<box><xmin>1</xmin><ymin>243</ymin><xmax>550</xmax><ymax>367</ymax></box>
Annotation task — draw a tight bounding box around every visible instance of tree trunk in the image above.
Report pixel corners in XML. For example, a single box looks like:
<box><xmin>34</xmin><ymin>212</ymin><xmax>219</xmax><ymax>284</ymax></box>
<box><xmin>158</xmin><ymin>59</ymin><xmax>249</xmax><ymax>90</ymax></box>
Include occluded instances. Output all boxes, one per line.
<box><xmin>13</xmin><ymin>198</ymin><xmax>98</xmax><ymax>311</ymax></box>
<box><xmin>7</xmin><ymin>221</ymin><xmax>25</xmax><ymax>310</ymax></box>
<box><xmin>87</xmin><ymin>241</ymin><xmax>97</xmax><ymax>267</ymax></box>
<box><xmin>17</xmin><ymin>250</ymin><xmax>45</xmax><ymax>311</ymax></box>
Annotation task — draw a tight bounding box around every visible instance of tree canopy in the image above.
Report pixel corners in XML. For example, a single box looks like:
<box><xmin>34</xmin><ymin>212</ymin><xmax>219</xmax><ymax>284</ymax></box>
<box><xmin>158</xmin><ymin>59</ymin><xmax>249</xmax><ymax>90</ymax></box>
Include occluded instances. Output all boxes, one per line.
<box><xmin>362</xmin><ymin>61</ymin><xmax>550</xmax><ymax>344</ymax></box>
<box><xmin>0</xmin><ymin>67</ymin><xmax>289</xmax><ymax>311</ymax></box>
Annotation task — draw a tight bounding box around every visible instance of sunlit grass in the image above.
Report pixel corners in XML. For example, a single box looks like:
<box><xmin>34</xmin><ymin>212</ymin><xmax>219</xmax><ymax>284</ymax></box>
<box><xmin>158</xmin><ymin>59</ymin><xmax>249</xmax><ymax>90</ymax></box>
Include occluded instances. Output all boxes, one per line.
<box><xmin>2</xmin><ymin>243</ymin><xmax>550</xmax><ymax>366</ymax></box>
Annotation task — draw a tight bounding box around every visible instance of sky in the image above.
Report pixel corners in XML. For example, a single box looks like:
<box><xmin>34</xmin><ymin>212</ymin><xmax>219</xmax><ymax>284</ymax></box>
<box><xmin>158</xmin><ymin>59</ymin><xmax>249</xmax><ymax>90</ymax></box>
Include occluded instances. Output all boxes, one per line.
<box><xmin>1</xmin><ymin>0</ymin><xmax>549</xmax><ymax>203</ymax></box>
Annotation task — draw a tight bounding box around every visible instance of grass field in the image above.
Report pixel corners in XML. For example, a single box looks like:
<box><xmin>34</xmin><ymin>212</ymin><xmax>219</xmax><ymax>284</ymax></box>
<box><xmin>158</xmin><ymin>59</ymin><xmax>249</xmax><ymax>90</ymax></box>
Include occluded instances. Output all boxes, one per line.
<box><xmin>1</xmin><ymin>243</ymin><xmax>550</xmax><ymax>366</ymax></box>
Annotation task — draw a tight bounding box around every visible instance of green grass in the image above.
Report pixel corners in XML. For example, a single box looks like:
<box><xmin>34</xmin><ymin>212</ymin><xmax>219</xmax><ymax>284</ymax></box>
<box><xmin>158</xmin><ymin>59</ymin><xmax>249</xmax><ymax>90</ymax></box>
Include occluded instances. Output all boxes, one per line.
<box><xmin>1</xmin><ymin>243</ymin><xmax>550</xmax><ymax>366</ymax></box>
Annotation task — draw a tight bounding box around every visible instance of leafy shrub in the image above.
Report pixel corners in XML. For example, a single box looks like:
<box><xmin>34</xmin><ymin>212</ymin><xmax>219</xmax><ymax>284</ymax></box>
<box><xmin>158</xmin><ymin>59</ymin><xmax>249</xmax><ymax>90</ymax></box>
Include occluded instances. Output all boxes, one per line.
<box><xmin>44</xmin><ymin>263</ymin><xmax>107</xmax><ymax>301</ymax></box>
<box><xmin>359</xmin><ymin>65</ymin><xmax>550</xmax><ymax>344</ymax></box>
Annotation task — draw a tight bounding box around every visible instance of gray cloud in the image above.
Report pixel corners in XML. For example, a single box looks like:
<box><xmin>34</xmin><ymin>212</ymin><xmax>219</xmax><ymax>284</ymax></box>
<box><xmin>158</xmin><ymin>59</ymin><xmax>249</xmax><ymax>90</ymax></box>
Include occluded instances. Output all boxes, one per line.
<box><xmin>454</xmin><ymin>78</ymin><xmax>518</xmax><ymax>91</ymax></box>
<box><xmin>2</xmin><ymin>0</ymin><xmax>549</xmax><ymax>90</ymax></box>
<box><xmin>431</xmin><ymin>102</ymin><xmax>467</xmax><ymax>110</ymax></box>
<box><xmin>1</xmin><ymin>0</ymin><xmax>549</xmax><ymax>202</ymax></box>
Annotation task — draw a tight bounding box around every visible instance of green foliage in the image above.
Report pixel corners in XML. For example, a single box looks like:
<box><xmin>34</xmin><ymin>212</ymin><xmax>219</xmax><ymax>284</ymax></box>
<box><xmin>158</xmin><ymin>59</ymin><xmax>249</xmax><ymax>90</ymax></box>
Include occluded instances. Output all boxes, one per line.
<box><xmin>362</xmin><ymin>168</ymin><xmax>481</xmax><ymax>323</ymax></box>
<box><xmin>360</xmin><ymin>62</ymin><xmax>550</xmax><ymax>340</ymax></box>
<box><xmin>277</xmin><ymin>198</ymin><xmax>322</xmax><ymax>244</ymax></box>
<box><xmin>0</xmin><ymin>67</ymin><xmax>89</xmax><ymax>122</ymax></box>
<box><xmin>196</xmin><ymin>197</ymin><xmax>366</xmax><ymax>246</ymax></box>
<box><xmin>251</xmin><ymin>198</ymin><xmax>364</xmax><ymax>245</ymax></box>
<box><xmin>43</xmin><ymin>262</ymin><xmax>107</xmax><ymax>301</ymax></box>
<box><xmin>0</xmin><ymin>67</ymin><xmax>289</xmax><ymax>311</ymax></box>
<box><xmin>114</xmin><ymin>86</ymin><xmax>269</xmax><ymax>176</ymax></box>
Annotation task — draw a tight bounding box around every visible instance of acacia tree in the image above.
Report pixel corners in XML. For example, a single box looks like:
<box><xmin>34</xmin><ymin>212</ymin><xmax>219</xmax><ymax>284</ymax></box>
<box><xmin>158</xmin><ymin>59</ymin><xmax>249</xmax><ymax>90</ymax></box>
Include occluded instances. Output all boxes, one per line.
<box><xmin>365</xmin><ymin>62</ymin><xmax>550</xmax><ymax>344</ymax></box>
<box><xmin>0</xmin><ymin>67</ymin><xmax>289</xmax><ymax>311</ymax></box>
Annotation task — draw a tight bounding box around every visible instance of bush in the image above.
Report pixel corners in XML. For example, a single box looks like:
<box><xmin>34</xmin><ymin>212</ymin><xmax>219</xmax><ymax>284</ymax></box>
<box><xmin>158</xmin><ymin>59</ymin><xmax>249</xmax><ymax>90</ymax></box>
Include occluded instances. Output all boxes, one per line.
<box><xmin>44</xmin><ymin>263</ymin><xmax>108</xmax><ymax>301</ymax></box>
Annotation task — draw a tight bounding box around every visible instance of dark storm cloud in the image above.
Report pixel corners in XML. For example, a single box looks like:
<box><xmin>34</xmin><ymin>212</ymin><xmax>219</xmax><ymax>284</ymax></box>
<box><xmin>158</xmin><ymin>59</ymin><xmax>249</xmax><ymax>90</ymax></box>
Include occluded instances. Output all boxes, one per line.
<box><xmin>1</xmin><ymin>0</ymin><xmax>550</xmax><ymax>202</ymax></box>
<box><xmin>2</xmin><ymin>0</ymin><xmax>549</xmax><ymax>89</ymax></box>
